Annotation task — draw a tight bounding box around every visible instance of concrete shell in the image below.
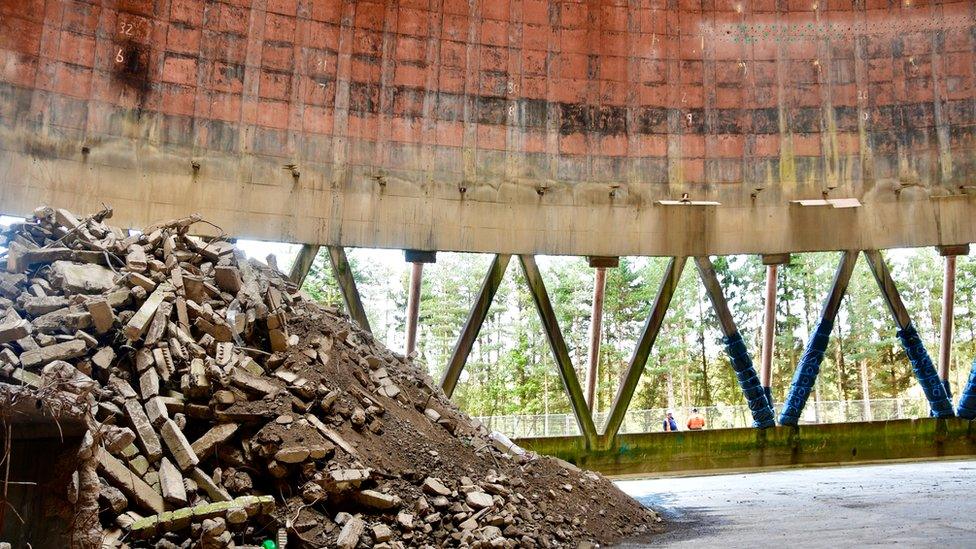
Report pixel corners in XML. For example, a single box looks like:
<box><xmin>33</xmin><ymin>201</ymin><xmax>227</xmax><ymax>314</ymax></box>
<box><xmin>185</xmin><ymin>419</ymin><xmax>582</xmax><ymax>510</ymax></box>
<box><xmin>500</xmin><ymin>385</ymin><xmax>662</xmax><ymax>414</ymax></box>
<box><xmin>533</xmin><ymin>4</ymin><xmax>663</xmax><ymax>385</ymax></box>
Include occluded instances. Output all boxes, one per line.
<box><xmin>0</xmin><ymin>0</ymin><xmax>974</xmax><ymax>255</ymax></box>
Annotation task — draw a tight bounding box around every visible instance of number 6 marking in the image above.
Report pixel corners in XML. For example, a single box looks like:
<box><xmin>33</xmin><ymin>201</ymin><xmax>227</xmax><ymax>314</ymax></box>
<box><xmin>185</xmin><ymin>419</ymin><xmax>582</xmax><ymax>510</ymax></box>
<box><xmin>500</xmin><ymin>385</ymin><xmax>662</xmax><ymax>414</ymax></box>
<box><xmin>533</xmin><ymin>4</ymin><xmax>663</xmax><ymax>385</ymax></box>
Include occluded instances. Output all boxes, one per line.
<box><xmin>115</xmin><ymin>49</ymin><xmax>124</xmax><ymax>63</ymax></box>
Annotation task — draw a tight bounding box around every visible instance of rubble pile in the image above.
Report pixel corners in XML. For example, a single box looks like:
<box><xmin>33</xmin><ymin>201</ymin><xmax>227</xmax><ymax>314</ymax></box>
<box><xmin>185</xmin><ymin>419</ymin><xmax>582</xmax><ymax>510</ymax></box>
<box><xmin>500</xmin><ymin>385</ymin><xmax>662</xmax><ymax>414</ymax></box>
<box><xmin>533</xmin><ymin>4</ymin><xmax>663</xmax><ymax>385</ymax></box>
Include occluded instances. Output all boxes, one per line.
<box><xmin>0</xmin><ymin>206</ymin><xmax>658</xmax><ymax>548</ymax></box>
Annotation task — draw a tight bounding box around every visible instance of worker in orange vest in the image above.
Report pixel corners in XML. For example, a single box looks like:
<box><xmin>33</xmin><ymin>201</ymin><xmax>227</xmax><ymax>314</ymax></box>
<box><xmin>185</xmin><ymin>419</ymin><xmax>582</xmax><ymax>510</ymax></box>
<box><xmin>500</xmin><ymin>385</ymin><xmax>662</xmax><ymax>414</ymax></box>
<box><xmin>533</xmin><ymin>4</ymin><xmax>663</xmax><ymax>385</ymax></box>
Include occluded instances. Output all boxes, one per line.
<box><xmin>687</xmin><ymin>408</ymin><xmax>706</xmax><ymax>430</ymax></box>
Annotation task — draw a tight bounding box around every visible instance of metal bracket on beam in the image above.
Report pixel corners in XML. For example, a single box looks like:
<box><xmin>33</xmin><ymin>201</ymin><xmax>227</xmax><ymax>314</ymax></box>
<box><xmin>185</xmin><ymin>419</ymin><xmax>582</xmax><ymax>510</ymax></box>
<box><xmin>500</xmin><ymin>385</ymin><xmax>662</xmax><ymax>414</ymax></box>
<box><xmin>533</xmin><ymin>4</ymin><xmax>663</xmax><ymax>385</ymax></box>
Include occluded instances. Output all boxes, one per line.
<box><xmin>326</xmin><ymin>246</ymin><xmax>372</xmax><ymax>334</ymax></box>
<box><xmin>289</xmin><ymin>244</ymin><xmax>321</xmax><ymax>286</ymax></box>
<box><xmin>761</xmin><ymin>253</ymin><xmax>791</xmax><ymax>266</ymax></box>
<box><xmin>441</xmin><ymin>254</ymin><xmax>510</xmax><ymax>398</ymax></box>
<box><xmin>519</xmin><ymin>255</ymin><xmax>599</xmax><ymax>448</ymax></box>
<box><xmin>404</xmin><ymin>249</ymin><xmax>437</xmax><ymax>263</ymax></box>
<box><xmin>600</xmin><ymin>256</ymin><xmax>686</xmax><ymax>446</ymax></box>
<box><xmin>936</xmin><ymin>244</ymin><xmax>970</xmax><ymax>257</ymax></box>
<box><xmin>587</xmin><ymin>256</ymin><xmax>620</xmax><ymax>268</ymax></box>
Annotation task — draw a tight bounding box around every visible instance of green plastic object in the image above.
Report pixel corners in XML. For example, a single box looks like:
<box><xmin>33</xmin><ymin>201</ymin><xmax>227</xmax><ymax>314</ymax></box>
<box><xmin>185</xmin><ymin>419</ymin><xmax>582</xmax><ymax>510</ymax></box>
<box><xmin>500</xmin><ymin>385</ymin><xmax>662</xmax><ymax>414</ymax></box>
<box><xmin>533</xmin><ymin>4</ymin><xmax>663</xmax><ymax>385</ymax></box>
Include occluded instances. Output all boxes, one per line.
<box><xmin>262</xmin><ymin>540</ymin><xmax>277</xmax><ymax>549</ymax></box>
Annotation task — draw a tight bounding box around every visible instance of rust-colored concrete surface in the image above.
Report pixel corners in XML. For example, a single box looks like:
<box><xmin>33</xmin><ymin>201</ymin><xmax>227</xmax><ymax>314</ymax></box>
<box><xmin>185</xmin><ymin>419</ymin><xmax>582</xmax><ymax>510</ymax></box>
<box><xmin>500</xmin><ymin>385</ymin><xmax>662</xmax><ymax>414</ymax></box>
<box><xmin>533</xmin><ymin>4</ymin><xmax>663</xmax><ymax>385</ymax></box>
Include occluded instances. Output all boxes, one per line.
<box><xmin>0</xmin><ymin>0</ymin><xmax>974</xmax><ymax>256</ymax></box>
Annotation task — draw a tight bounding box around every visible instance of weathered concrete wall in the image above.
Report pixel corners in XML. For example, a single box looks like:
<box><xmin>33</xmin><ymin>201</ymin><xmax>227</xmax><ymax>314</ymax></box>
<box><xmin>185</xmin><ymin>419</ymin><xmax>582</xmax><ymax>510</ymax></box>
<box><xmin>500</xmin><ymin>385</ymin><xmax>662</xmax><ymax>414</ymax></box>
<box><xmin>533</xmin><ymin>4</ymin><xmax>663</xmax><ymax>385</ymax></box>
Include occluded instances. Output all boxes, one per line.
<box><xmin>1</xmin><ymin>1</ymin><xmax>975</xmax><ymax>255</ymax></box>
<box><xmin>517</xmin><ymin>418</ymin><xmax>976</xmax><ymax>477</ymax></box>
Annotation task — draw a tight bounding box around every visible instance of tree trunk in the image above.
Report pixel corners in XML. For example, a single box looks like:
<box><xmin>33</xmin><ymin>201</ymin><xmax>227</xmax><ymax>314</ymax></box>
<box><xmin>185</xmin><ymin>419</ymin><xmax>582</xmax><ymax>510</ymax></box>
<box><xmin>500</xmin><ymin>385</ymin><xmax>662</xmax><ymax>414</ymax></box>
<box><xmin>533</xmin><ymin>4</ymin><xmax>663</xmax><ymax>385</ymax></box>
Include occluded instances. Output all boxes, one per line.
<box><xmin>666</xmin><ymin>360</ymin><xmax>675</xmax><ymax>411</ymax></box>
<box><xmin>680</xmin><ymin>330</ymin><xmax>691</xmax><ymax>410</ymax></box>
<box><xmin>836</xmin><ymin>299</ymin><xmax>851</xmax><ymax>421</ymax></box>
<box><xmin>813</xmin><ymin>380</ymin><xmax>823</xmax><ymax>423</ymax></box>
<box><xmin>696</xmin><ymin>284</ymin><xmax>711</xmax><ymax>406</ymax></box>
<box><xmin>860</xmin><ymin>359</ymin><xmax>872</xmax><ymax>421</ymax></box>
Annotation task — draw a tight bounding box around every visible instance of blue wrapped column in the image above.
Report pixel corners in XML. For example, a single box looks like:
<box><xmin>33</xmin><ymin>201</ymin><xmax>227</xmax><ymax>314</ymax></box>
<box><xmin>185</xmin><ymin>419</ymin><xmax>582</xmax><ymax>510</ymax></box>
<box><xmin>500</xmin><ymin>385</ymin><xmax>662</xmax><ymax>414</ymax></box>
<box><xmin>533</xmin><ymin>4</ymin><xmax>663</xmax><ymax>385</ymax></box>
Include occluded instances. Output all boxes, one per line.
<box><xmin>897</xmin><ymin>324</ymin><xmax>954</xmax><ymax>418</ymax></box>
<box><xmin>723</xmin><ymin>331</ymin><xmax>776</xmax><ymax>428</ymax></box>
<box><xmin>954</xmin><ymin>358</ymin><xmax>976</xmax><ymax>419</ymax></box>
<box><xmin>779</xmin><ymin>319</ymin><xmax>834</xmax><ymax>426</ymax></box>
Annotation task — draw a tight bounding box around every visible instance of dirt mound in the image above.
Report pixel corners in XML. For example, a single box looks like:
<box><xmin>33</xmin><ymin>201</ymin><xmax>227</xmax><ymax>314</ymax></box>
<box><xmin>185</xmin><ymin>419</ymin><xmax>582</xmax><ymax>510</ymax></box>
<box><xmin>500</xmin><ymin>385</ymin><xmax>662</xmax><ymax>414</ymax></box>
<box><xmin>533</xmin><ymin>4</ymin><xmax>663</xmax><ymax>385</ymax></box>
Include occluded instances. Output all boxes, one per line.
<box><xmin>0</xmin><ymin>206</ymin><xmax>659</xmax><ymax>548</ymax></box>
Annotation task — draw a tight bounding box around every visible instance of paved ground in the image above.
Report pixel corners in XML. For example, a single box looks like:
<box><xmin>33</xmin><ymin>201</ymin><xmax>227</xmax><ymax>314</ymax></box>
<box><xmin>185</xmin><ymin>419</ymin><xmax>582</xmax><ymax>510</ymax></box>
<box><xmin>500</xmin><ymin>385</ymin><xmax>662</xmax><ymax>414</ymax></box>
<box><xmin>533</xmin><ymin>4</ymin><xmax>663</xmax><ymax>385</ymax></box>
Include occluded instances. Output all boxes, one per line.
<box><xmin>615</xmin><ymin>460</ymin><xmax>976</xmax><ymax>548</ymax></box>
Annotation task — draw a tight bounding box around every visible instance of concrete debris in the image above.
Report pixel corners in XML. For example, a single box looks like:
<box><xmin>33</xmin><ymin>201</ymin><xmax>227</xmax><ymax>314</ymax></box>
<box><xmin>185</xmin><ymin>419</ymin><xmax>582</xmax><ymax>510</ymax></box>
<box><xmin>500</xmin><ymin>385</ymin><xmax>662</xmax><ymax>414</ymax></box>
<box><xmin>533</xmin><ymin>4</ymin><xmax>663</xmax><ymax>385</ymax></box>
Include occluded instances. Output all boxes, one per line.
<box><xmin>0</xmin><ymin>206</ymin><xmax>657</xmax><ymax>548</ymax></box>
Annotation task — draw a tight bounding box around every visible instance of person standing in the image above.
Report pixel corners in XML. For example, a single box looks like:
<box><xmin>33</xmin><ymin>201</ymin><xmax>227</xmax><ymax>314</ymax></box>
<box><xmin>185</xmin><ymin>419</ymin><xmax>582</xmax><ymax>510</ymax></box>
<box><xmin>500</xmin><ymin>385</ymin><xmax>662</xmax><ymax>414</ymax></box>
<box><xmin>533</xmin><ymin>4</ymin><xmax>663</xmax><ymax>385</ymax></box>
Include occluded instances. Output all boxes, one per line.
<box><xmin>687</xmin><ymin>408</ymin><xmax>706</xmax><ymax>430</ymax></box>
<box><xmin>663</xmin><ymin>410</ymin><xmax>678</xmax><ymax>432</ymax></box>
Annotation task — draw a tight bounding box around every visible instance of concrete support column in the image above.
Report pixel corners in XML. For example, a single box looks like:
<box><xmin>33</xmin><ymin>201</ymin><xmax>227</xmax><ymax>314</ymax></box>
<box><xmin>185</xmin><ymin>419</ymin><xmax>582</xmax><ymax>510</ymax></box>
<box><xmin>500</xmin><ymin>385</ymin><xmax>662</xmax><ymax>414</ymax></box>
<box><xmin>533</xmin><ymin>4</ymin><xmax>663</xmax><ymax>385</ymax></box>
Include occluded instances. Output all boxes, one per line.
<box><xmin>937</xmin><ymin>245</ymin><xmax>969</xmax><ymax>391</ymax></box>
<box><xmin>940</xmin><ymin>255</ymin><xmax>956</xmax><ymax>382</ymax></box>
<box><xmin>760</xmin><ymin>254</ymin><xmax>789</xmax><ymax>407</ymax></box>
<box><xmin>404</xmin><ymin>250</ymin><xmax>436</xmax><ymax>357</ymax></box>
<box><xmin>584</xmin><ymin>257</ymin><xmax>618</xmax><ymax>410</ymax></box>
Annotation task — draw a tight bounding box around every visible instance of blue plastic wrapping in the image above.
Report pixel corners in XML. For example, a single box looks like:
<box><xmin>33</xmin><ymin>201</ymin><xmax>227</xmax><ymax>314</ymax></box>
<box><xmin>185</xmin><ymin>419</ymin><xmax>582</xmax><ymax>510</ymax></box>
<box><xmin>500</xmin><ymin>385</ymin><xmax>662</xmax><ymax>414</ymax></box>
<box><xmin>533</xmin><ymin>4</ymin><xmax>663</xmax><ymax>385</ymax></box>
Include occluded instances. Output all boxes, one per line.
<box><xmin>723</xmin><ymin>331</ymin><xmax>775</xmax><ymax>428</ymax></box>
<box><xmin>778</xmin><ymin>318</ymin><xmax>834</xmax><ymax>426</ymax></box>
<box><xmin>943</xmin><ymin>379</ymin><xmax>952</xmax><ymax>402</ymax></box>
<box><xmin>897</xmin><ymin>324</ymin><xmax>954</xmax><ymax>418</ymax></box>
<box><xmin>764</xmin><ymin>386</ymin><xmax>773</xmax><ymax>409</ymax></box>
<box><xmin>956</xmin><ymin>358</ymin><xmax>976</xmax><ymax>420</ymax></box>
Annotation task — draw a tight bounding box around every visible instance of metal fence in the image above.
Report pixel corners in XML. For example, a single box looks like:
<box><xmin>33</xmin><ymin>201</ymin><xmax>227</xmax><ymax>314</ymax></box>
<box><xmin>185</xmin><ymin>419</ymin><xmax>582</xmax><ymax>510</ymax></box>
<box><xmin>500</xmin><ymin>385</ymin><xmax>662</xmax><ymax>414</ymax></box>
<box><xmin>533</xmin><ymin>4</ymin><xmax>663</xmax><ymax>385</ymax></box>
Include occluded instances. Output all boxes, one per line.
<box><xmin>472</xmin><ymin>398</ymin><xmax>932</xmax><ymax>439</ymax></box>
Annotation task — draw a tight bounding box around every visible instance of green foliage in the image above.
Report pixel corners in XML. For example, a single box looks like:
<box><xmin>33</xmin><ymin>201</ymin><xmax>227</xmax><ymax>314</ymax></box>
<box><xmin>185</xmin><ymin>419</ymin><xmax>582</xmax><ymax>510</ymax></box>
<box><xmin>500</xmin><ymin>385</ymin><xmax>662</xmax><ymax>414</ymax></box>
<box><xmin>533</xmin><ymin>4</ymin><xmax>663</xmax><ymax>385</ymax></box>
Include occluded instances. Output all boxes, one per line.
<box><xmin>301</xmin><ymin>248</ymin><xmax>976</xmax><ymax>421</ymax></box>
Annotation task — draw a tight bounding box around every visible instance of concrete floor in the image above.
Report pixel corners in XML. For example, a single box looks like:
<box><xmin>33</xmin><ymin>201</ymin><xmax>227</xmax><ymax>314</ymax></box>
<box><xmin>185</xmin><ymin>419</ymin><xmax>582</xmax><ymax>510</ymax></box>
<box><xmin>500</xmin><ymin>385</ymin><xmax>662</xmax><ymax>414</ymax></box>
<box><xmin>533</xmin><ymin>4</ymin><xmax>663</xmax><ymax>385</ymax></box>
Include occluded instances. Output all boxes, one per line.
<box><xmin>616</xmin><ymin>460</ymin><xmax>976</xmax><ymax>548</ymax></box>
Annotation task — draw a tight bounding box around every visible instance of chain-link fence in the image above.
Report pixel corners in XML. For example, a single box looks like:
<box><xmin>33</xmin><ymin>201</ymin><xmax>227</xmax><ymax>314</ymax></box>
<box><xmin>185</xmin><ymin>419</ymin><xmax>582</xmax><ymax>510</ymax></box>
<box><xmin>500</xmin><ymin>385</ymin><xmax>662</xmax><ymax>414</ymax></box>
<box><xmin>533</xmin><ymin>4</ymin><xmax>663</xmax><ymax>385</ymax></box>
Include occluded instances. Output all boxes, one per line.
<box><xmin>472</xmin><ymin>397</ymin><xmax>932</xmax><ymax>439</ymax></box>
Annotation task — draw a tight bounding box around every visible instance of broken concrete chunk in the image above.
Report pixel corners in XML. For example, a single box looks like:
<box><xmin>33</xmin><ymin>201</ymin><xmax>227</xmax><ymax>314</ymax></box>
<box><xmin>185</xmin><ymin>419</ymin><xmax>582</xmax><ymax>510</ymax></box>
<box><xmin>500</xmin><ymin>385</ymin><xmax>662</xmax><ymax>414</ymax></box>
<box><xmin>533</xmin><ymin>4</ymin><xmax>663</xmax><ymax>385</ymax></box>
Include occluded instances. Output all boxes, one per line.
<box><xmin>465</xmin><ymin>491</ymin><xmax>494</xmax><ymax>510</ymax></box>
<box><xmin>229</xmin><ymin>367</ymin><xmax>280</xmax><ymax>396</ymax></box>
<box><xmin>158</xmin><ymin>457</ymin><xmax>188</xmax><ymax>506</ymax></box>
<box><xmin>139</xmin><ymin>367</ymin><xmax>160</xmax><ymax>400</ymax></box>
<box><xmin>124</xmin><ymin>284</ymin><xmax>173</xmax><ymax>341</ymax></box>
<box><xmin>214</xmin><ymin>341</ymin><xmax>233</xmax><ymax>366</ymax></box>
<box><xmin>92</xmin><ymin>346</ymin><xmax>115</xmax><ymax>369</ymax></box>
<box><xmin>152</xmin><ymin>347</ymin><xmax>174</xmax><ymax>382</ymax></box>
<box><xmin>86</xmin><ymin>299</ymin><xmax>115</xmax><ymax>334</ymax></box>
<box><xmin>190</xmin><ymin>468</ymin><xmax>232</xmax><ymax>503</ymax></box>
<box><xmin>22</xmin><ymin>295</ymin><xmax>69</xmax><ymax>316</ymax></box>
<box><xmin>305</xmin><ymin>414</ymin><xmax>359</xmax><ymax>457</ymax></box>
<box><xmin>49</xmin><ymin>261</ymin><xmax>117</xmax><ymax>294</ymax></box>
<box><xmin>194</xmin><ymin>317</ymin><xmax>233</xmax><ymax>342</ymax></box>
<box><xmin>321</xmin><ymin>469</ymin><xmax>371</xmax><ymax>493</ymax></box>
<box><xmin>372</xmin><ymin>523</ymin><xmax>393</xmax><ymax>542</ymax></box>
<box><xmin>274</xmin><ymin>446</ymin><xmax>310</xmax><ymax>464</ymax></box>
<box><xmin>124</xmin><ymin>400</ymin><xmax>163</xmax><ymax>462</ymax></box>
<box><xmin>354</xmin><ymin>489</ymin><xmax>400</xmax><ymax>510</ymax></box>
<box><xmin>214</xmin><ymin>266</ymin><xmax>242</xmax><ymax>293</ymax></box>
<box><xmin>31</xmin><ymin>307</ymin><xmax>92</xmax><ymax>334</ymax></box>
<box><xmin>96</xmin><ymin>448</ymin><xmax>165</xmax><ymax>514</ymax></box>
<box><xmin>100</xmin><ymin>481</ymin><xmax>128</xmax><ymax>514</ymax></box>
<box><xmin>397</xmin><ymin>511</ymin><xmax>414</xmax><ymax>530</ymax></box>
<box><xmin>128</xmin><ymin>272</ymin><xmax>157</xmax><ymax>292</ymax></box>
<box><xmin>423</xmin><ymin>477</ymin><xmax>452</xmax><ymax>497</ymax></box>
<box><xmin>126</xmin><ymin>245</ymin><xmax>148</xmax><ymax>272</ymax></box>
<box><xmin>19</xmin><ymin>338</ymin><xmax>87</xmax><ymax>369</ymax></box>
<box><xmin>10</xmin><ymin>368</ymin><xmax>41</xmax><ymax>387</ymax></box>
<box><xmin>190</xmin><ymin>423</ymin><xmax>238</xmax><ymax>459</ymax></box>
<box><xmin>336</xmin><ymin>516</ymin><xmax>365</xmax><ymax>549</ymax></box>
<box><xmin>0</xmin><ymin>318</ymin><xmax>30</xmax><ymax>344</ymax></box>
<box><xmin>145</xmin><ymin>396</ymin><xmax>170</xmax><ymax>427</ymax></box>
<box><xmin>108</xmin><ymin>375</ymin><xmax>138</xmax><ymax>400</ymax></box>
<box><xmin>160</xmin><ymin>419</ymin><xmax>200</xmax><ymax>471</ymax></box>
<box><xmin>187</xmin><ymin>358</ymin><xmax>209</xmax><ymax>397</ymax></box>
